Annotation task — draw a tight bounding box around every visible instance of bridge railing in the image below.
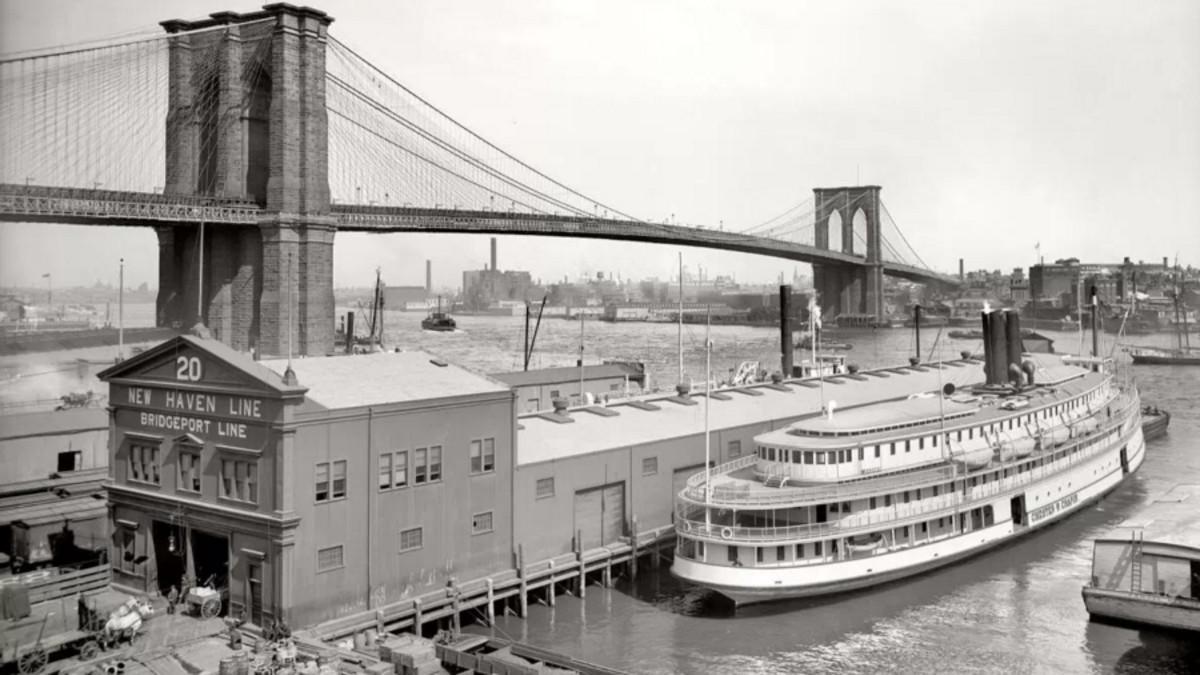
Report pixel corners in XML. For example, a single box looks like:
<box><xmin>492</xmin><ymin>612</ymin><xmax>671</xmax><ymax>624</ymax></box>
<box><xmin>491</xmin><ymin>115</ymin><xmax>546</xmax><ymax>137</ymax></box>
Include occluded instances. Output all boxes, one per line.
<box><xmin>0</xmin><ymin>183</ymin><xmax>262</xmax><ymax>224</ymax></box>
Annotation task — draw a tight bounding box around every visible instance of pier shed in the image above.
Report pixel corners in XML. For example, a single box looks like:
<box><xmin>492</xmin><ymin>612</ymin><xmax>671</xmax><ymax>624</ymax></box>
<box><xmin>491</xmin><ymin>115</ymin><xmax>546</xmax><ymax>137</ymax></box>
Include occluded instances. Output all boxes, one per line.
<box><xmin>98</xmin><ymin>336</ymin><xmax>516</xmax><ymax>629</ymax></box>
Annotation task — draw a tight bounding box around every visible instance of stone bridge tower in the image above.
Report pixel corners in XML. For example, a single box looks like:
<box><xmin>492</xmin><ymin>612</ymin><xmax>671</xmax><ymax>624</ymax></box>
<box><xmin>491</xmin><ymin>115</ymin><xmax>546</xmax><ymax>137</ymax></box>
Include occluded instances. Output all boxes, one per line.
<box><xmin>812</xmin><ymin>185</ymin><xmax>885</xmax><ymax>321</ymax></box>
<box><xmin>157</xmin><ymin>4</ymin><xmax>334</xmax><ymax>357</ymax></box>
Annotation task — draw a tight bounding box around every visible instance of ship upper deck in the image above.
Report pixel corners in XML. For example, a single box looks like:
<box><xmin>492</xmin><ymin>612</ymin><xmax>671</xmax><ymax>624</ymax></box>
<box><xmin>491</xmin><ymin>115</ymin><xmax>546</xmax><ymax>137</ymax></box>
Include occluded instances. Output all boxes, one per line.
<box><xmin>753</xmin><ymin>354</ymin><xmax>1103</xmax><ymax>450</ymax></box>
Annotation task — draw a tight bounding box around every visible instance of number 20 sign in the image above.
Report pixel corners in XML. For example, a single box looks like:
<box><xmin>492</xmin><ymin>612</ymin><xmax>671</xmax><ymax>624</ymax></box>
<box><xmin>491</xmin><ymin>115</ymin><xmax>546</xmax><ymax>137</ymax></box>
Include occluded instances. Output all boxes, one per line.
<box><xmin>175</xmin><ymin>355</ymin><xmax>203</xmax><ymax>382</ymax></box>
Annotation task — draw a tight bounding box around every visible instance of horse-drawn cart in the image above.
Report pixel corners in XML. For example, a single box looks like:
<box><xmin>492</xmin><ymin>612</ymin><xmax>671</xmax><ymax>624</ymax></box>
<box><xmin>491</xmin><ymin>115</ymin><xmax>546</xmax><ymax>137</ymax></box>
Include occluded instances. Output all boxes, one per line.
<box><xmin>1</xmin><ymin>596</ymin><xmax>152</xmax><ymax>674</ymax></box>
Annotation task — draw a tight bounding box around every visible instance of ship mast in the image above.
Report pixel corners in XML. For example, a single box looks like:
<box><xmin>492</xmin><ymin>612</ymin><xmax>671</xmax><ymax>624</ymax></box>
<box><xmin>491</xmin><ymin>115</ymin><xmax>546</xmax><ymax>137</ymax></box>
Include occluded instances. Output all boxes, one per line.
<box><xmin>704</xmin><ymin>305</ymin><xmax>713</xmax><ymax>516</ymax></box>
<box><xmin>678</xmin><ymin>252</ymin><xmax>684</xmax><ymax>387</ymax></box>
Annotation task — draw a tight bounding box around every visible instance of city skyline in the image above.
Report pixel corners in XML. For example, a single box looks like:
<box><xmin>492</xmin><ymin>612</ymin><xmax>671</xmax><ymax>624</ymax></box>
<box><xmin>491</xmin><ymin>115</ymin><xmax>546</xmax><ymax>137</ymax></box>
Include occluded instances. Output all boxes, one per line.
<box><xmin>1</xmin><ymin>0</ymin><xmax>1197</xmax><ymax>291</ymax></box>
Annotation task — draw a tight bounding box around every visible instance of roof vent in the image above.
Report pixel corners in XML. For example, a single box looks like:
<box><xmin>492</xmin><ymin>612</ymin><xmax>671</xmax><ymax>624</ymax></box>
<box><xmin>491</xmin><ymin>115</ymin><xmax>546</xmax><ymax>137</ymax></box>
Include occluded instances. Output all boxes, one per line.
<box><xmin>551</xmin><ymin>397</ymin><xmax>569</xmax><ymax>414</ymax></box>
<box><xmin>675</xmin><ymin>383</ymin><xmax>691</xmax><ymax>398</ymax></box>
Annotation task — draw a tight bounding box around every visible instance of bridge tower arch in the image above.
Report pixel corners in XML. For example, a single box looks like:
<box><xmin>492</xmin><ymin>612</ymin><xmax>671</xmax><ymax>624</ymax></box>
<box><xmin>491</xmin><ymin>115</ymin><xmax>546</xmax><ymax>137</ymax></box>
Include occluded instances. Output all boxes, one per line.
<box><xmin>812</xmin><ymin>186</ymin><xmax>884</xmax><ymax>322</ymax></box>
<box><xmin>157</xmin><ymin>5</ymin><xmax>335</xmax><ymax>356</ymax></box>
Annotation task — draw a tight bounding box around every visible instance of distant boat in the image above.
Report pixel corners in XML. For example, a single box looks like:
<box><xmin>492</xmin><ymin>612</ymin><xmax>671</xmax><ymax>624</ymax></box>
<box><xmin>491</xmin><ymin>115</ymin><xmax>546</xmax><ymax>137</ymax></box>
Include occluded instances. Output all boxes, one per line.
<box><xmin>1130</xmin><ymin>269</ymin><xmax>1198</xmax><ymax>366</ymax></box>
<box><xmin>948</xmin><ymin>329</ymin><xmax>984</xmax><ymax>340</ymax></box>
<box><xmin>422</xmin><ymin>297</ymin><xmax>457</xmax><ymax>332</ymax></box>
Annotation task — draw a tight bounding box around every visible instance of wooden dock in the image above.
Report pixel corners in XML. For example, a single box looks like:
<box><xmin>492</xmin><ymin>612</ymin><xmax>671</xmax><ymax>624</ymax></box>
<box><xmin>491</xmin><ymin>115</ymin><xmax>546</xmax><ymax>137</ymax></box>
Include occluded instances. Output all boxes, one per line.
<box><xmin>308</xmin><ymin>525</ymin><xmax>675</xmax><ymax>645</ymax></box>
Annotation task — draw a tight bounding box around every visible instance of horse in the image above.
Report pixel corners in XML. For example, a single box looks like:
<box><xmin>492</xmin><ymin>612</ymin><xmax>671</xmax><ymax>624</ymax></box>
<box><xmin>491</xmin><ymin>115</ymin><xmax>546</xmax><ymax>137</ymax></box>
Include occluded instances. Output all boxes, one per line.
<box><xmin>103</xmin><ymin>597</ymin><xmax>154</xmax><ymax>643</ymax></box>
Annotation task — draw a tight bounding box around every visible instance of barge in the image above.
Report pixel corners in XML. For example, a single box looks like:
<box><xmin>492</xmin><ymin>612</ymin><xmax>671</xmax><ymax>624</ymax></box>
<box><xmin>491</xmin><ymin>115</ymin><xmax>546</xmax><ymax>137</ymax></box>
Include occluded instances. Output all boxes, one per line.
<box><xmin>671</xmin><ymin>308</ymin><xmax>1145</xmax><ymax>605</ymax></box>
<box><xmin>1082</xmin><ymin>483</ymin><xmax>1200</xmax><ymax>633</ymax></box>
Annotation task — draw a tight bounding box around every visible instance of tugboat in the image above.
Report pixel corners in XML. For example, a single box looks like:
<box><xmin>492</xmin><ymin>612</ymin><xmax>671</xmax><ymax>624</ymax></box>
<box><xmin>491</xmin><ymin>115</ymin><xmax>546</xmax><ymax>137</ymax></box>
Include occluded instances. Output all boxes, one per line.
<box><xmin>421</xmin><ymin>297</ymin><xmax>457</xmax><ymax>332</ymax></box>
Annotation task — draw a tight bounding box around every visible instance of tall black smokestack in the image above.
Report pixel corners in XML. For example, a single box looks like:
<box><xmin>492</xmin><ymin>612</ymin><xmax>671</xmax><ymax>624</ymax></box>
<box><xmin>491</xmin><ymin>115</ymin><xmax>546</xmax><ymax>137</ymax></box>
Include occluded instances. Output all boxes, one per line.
<box><xmin>982</xmin><ymin>309</ymin><xmax>1008</xmax><ymax>386</ymax></box>
<box><xmin>1004</xmin><ymin>308</ymin><xmax>1023</xmax><ymax>383</ymax></box>
<box><xmin>491</xmin><ymin>238</ymin><xmax>498</xmax><ymax>273</ymax></box>
<box><xmin>345</xmin><ymin>312</ymin><xmax>355</xmax><ymax>355</ymax></box>
<box><xmin>425</xmin><ymin>260</ymin><xmax>432</xmax><ymax>293</ymax></box>
<box><xmin>959</xmin><ymin>259</ymin><xmax>964</xmax><ymax>282</ymax></box>
<box><xmin>780</xmin><ymin>285</ymin><xmax>793</xmax><ymax>378</ymax></box>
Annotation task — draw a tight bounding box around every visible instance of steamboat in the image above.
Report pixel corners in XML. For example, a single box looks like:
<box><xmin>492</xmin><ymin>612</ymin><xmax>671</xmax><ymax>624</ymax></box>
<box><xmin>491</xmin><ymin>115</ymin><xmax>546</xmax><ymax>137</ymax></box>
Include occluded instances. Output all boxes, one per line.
<box><xmin>671</xmin><ymin>308</ymin><xmax>1145</xmax><ymax>605</ymax></box>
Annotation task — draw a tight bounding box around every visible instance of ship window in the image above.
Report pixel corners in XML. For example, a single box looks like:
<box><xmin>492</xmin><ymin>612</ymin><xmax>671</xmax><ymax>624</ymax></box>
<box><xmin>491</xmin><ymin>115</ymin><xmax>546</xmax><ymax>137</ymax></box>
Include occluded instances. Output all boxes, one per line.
<box><xmin>919</xmin><ymin>437</ymin><xmax>925</xmax><ymax>450</ymax></box>
<box><xmin>884</xmin><ymin>494</ymin><xmax>892</xmax><ymax>507</ymax></box>
<box><xmin>933</xmin><ymin>435</ymin><xmax>939</xmax><ymax>447</ymax></box>
<box><xmin>902</xmin><ymin>526</ymin><xmax>910</xmax><ymax>538</ymax></box>
<box><xmin>796</xmin><ymin>544</ymin><xmax>804</xmax><ymax>559</ymax></box>
<box><xmin>727</xmin><ymin>546</ymin><xmax>739</xmax><ymax>564</ymax></box>
<box><xmin>816</xmin><ymin>452</ymin><xmax>826</xmax><ymax>465</ymax></box>
<box><xmin>756</xmin><ymin>547</ymin><xmax>764</xmax><ymax>563</ymax></box>
<box><xmin>903</xmin><ymin>491</ymin><xmax>910</xmax><ymax>504</ymax></box>
<box><xmin>933</xmin><ymin>485</ymin><xmax>939</xmax><ymax>497</ymax></box>
<box><xmin>838</xmin><ymin>450</ymin><xmax>846</xmax><ymax>463</ymax></box>
<box><xmin>873</xmin><ymin>446</ymin><xmax>880</xmax><ymax>458</ymax></box>
<box><xmin>814</xmin><ymin>541</ymin><xmax>823</xmax><ymax>557</ymax></box>
<box><xmin>870</xmin><ymin>497</ymin><xmax>877</xmax><ymax>509</ymax></box>
<box><xmin>921</xmin><ymin>522</ymin><xmax>928</xmax><ymax>533</ymax></box>
<box><xmin>969</xmin><ymin>428</ymin><xmax>974</xmax><ymax>440</ymax></box>
<box><xmin>905</xmin><ymin>440</ymin><xmax>910</xmax><ymax>453</ymax></box>
<box><xmin>957</xmin><ymin>431</ymin><xmax>962</xmax><ymax>442</ymax></box>
<box><xmin>858</xmin><ymin>447</ymin><xmax>864</xmax><ymax>461</ymax></box>
<box><xmin>804</xmin><ymin>451</ymin><xmax>813</xmax><ymax>465</ymax></box>
<box><xmin>776</xmin><ymin>545</ymin><xmax>785</xmax><ymax>561</ymax></box>
<box><xmin>767</xmin><ymin>447</ymin><xmax>774</xmax><ymax>461</ymax></box>
<box><xmin>890</xmin><ymin>443</ymin><xmax>896</xmax><ymax>456</ymax></box>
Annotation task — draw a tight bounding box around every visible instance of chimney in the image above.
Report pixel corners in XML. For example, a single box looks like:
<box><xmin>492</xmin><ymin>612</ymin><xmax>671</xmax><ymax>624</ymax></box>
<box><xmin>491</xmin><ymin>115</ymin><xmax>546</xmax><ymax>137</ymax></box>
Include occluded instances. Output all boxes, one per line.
<box><xmin>981</xmin><ymin>309</ymin><xmax>1009</xmax><ymax>386</ymax></box>
<box><xmin>344</xmin><ymin>312</ymin><xmax>355</xmax><ymax>354</ymax></box>
<box><xmin>959</xmin><ymin>258</ymin><xmax>964</xmax><ymax>281</ymax></box>
<box><xmin>491</xmin><ymin>237</ymin><xmax>498</xmax><ymax>273</ymax></box>
<box><xmin>780</xmin><ymin>285</ymin><xmax>794</xmax><ymax>378</ymax></box>
<box><xmin>1163</xmin><ymin>256</ymin><xmax>1169</xmax><ymax>270</ymax></box>
<box><xmin>425</xmin><ymin>260</ymin><xmax>432</xmax><ymax>293</ymax></box>
<box><xmin>1004</xmin><ymin>309</ymin><xmax>1023</xmax><ymax>384</ymax></box>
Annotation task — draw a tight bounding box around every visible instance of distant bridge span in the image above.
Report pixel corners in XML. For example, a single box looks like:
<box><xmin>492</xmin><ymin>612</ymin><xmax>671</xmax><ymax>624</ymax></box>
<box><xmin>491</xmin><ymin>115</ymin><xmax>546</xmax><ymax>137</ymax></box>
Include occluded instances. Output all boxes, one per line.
<box><xmin>0</xmin><ymin>184</ymin><xmax>955</xmax><ymax>285</ymax></box>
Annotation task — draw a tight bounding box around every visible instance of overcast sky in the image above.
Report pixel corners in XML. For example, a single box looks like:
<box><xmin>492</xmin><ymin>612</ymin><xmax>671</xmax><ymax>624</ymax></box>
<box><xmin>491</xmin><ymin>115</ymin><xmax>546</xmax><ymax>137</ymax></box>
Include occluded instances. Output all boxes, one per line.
<box><xmin>1</xmin><ymin>0</ymin><xmax>1197</xmax><ymax>290</ymax></box>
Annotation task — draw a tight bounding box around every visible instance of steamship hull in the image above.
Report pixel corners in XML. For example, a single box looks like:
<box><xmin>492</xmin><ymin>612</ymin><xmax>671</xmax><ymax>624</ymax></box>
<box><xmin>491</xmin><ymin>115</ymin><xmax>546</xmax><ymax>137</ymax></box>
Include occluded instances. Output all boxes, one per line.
<box><xmin>671</xmin><ymin>307</ymin><xmax>1144</xmax><ymax>607</ymax></box>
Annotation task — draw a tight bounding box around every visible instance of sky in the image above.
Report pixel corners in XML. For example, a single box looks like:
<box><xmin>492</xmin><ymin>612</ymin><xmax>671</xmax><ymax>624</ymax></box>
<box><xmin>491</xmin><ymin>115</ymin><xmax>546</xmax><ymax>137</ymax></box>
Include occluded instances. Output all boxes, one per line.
<box><xmin>1</xmin><ymin>0</ymin><xmax>1198</xmax><ymax>291</ymax></box>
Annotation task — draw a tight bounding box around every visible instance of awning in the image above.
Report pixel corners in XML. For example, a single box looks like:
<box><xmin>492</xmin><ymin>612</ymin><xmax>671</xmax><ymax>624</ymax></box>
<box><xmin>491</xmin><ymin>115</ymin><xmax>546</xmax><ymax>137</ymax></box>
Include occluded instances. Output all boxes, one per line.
<box><xmin>1</xmin><ymin>495</ymin><xmax>107</xmax><ymax>527</ymax></box>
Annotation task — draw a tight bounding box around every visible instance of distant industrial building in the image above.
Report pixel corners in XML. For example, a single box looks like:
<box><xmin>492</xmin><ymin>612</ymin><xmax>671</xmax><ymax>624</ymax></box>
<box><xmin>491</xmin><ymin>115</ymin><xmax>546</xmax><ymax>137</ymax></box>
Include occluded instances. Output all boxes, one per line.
<box><xmin>462</xmin><ymin>238</ymin><xmax>540</xmax><ymax>310</ymax></box>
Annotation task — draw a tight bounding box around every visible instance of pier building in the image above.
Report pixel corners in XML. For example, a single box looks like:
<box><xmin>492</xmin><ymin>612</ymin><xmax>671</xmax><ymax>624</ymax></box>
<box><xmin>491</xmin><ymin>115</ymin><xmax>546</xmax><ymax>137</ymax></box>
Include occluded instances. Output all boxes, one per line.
<box><xmin>98</xmin><ymin>335</ymin><xmax>515</xmax><ymax>628</ymax></box>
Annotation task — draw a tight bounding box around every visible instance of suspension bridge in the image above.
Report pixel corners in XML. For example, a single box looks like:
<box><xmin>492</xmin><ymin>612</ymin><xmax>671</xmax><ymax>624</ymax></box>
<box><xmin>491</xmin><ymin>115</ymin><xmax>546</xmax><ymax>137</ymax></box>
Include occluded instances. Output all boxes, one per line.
<box><xmin>0</xmin><ymin>4</ymin><xmax>957</xmax><ymax>356</ymax></box>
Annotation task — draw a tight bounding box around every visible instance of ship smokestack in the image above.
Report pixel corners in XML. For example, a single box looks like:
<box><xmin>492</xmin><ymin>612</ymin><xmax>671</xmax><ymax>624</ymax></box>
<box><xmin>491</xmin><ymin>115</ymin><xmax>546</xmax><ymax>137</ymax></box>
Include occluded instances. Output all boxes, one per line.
<box><xmin>345</xmin><ymin>312</ymin><xmax>355</xmax><ymax>354</ymax></box>
<box><xmin>1004</xmin><ymin>308</ymin><xmax>1023</xmax><ymax>384</ymax></box>
<box><xmin>981</xmin><ymin>309</ymin><xmax>1009</xmax><ymax>386</ymax></box>
<box><xmin>780</xmin><ymin>285</ymin><xmax>794</xmax><ymax>378</ymax></box>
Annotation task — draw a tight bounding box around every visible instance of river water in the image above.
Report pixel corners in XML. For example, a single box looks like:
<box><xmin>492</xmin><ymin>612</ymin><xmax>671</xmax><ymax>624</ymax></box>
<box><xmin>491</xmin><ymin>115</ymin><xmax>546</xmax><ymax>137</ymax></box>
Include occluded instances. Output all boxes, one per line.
<box><xmin>379</xmin><ymin>311</ymin><xmax>1200</xmax><ymax>675</ymax></box>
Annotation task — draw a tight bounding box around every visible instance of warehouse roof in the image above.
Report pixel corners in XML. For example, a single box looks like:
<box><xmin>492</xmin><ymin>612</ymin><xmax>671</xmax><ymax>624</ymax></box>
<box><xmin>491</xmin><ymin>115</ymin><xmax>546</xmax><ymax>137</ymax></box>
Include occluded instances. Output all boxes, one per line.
<box><xmin>0</xmin><ymin>407</ymin><xmax>107</xmax><ymax>441</ymax></box>
<box><xmin>517</xmin><ymin>359</ymin><xmax>990</xmax><ymax>465</ymax></box>
<box><xmin>260</xmin><ymin>351</ymin><xmax>510</xmax><ymax>410</ymax></box>
<box><xmin>491</xmin><ymin>361</ymin><xmax>645</xmax><ymax>388</ymax></box>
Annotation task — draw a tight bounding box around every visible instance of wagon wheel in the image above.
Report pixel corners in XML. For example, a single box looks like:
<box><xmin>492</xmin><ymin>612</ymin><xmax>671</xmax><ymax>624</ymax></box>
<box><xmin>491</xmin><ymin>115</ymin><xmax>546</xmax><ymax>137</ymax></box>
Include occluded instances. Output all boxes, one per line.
<box><xmin>17</xmin><ymin>646</ymin><xmax>48</xmax><ymax>675</ymax></box>
<box><xmin>79</xmin><ymin>640</ymin><xmax>102</xmax><ymax>661</ymax></box>
<box><xmin>200</xmin><ymin>596</ymin><xmax>221</xmax><ymax>619</ymax></box>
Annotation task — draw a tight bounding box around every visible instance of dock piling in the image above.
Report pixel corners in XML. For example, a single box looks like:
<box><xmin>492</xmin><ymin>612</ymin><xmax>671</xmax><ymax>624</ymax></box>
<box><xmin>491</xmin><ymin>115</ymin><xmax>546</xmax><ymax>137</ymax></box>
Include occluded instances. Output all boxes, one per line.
<box><xmin>631</xmin><ymin>517</ymin><xmax>639</xmax><ymax>581</ymax></box>
<box><xmin>517</xmin><ymin>545</ymin><xmax>528</xmax><ymax>618</ymax></box>
<box><xmin>413</xmin><ymin>598</ymin><xmax>423</xmax><ymax>636</ymax></box>
<box><xmin>486</xmin><ymin>578</ymin><xmax>495</xmax><ymax>626</ymax></box>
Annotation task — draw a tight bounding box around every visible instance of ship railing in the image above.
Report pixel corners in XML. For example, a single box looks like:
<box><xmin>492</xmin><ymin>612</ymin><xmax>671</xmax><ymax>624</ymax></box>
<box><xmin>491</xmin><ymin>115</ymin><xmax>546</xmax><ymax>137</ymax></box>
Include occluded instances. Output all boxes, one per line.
<box><xmin>676</xmin><ymin>396</ymin><xmax>1140</xmax><ymax>509</ymax></box>
<box><xmin>684</xmin><ymin>454</ymin><xmax>757</xmax><ymax>489</ymax></box>
<box><xmin>675</xmin><ymin>493</ymin><xmax>967</xmax><ymax>543</ymax></box>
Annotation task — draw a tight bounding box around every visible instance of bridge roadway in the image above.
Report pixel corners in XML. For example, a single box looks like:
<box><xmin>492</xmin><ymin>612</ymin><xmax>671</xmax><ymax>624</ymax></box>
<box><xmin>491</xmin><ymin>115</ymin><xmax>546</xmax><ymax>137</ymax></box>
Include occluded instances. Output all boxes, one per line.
<box><xmin>0</xmin><ymin>183</ymin><xmax>955</xmax><ymax>284</ymax></box>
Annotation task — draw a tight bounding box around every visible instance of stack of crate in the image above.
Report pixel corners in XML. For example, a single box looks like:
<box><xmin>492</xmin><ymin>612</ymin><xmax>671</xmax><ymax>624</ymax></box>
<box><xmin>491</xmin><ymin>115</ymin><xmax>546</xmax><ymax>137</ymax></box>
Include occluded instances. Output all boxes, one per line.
<box><xmin>377</xmin><ymin>634</ymin><xmax>446</xmax><ymax>675</ymax></box>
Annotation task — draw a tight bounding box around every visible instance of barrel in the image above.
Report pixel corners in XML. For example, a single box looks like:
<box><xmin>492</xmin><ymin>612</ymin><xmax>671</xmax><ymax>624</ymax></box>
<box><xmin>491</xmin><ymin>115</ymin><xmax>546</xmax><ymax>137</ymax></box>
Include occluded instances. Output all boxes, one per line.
<box><xmin>218</xmin><ymin>657</ymin><xmax>239</xmax><ymax>675</ymax></box>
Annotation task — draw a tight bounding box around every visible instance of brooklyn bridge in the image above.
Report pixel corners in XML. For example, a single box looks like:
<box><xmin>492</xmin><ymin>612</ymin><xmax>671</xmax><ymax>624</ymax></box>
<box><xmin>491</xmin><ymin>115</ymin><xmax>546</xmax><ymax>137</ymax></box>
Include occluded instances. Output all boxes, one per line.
<box><xmin>0</xmin><ymin>3</ymin><xmax>958</xmax><ymax>356</ymax></box>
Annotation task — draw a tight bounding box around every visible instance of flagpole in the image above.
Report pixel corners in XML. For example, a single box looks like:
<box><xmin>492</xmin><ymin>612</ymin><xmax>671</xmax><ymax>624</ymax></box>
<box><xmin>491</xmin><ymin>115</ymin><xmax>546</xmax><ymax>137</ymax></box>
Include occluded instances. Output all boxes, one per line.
<box><xmin>704</xmin><ymin>304</ymin><xmax>712</xmax><ymax>510</ymax></box>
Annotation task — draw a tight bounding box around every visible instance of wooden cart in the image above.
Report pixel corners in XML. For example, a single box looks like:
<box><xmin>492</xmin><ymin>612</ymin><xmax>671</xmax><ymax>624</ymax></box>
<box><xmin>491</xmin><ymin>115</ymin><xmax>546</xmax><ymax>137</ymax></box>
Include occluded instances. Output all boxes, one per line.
<box><xmin>1</xmin><ymin>611</ymin><xmax>106</xmax><ymax>675</ymax></box>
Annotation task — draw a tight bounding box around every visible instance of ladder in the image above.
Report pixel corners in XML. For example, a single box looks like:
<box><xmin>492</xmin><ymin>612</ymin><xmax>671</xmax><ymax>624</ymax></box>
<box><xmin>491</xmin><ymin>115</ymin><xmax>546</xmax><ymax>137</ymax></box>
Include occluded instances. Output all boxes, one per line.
<box><xmin>1129</xmin><ymin>530</ymin><xmax>1144</xmax><ymax>593</ymax></box>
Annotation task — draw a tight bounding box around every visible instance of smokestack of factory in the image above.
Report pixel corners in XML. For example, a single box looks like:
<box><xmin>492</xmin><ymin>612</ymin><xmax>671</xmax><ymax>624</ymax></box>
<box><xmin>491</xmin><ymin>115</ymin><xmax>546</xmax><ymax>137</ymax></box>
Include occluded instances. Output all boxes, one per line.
<box><xmin>491</xmin><ymin>237</ymin><xmax>498</xmax><ymax>273</ymax></box>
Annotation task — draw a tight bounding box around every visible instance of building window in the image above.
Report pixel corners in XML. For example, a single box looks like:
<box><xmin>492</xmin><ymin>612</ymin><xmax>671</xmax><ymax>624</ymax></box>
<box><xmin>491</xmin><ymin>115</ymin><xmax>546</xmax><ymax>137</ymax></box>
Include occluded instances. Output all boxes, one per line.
<box><xmin>470</xmin><ymin>438</ymin><xmax>496</xmax><ymax>474</ymax></box>
<box><xmin>317</xmin><ymin>545</ymin><xmax>344</xmax><ymax>572</ymax></box>
<box><xmin>536</xmin><ymin>477</ymin><xmax>555</xmax><ymax>499</ymax></box>
<box><xmin>430</xmin><ymin>446</ymin><xmax>442</xmax><ymax>482</ymax></box>
<box><xmin>642</xmin><ymin>456</ymin><xmax>658</xmax><ymax>475</ymax></box>
<box><xmin>57</xmin><ymin>450</ymin><xmax>82</xmax><ymax>472</ymax></box>
<box><xmin>728</xmin><ymin>440</ymin><xmax>741</xmax><ymax>457</ymax></box>
<box><xmin>316</xmin><ymin>460</ymin><xmax>347</xmax><ymax>502</ymax></box>
<box><xmin>119</xmin><ymin>528</ymin><xmax>137</xmax><ymax>574</ymax></box>
<box><xmin>415</xmin><ymin>448</ymin><xmax>428</xmax><ymax>484</ymax></box>
<box><xmin>472</xmin><ymin>511</ymin><xmax>494</xmax><ymax>534</ymax></box>
<box><xmin>379</xmin><ymin>453</ymin><xmax>392</xmax><ymax>490</ymax></box>
<box><xmin>394</xmin><ymin>451</ymin><xmax>408</xmax><ymax>488</ymax></box>
<box><xmin>220</xmin><ymin>458</ymin><xmax>257</xmax><ymax>504</ymax></box>
<box><xmin>129</xmin><ymin>443</ymin><xmax>160</xmax><ymax>485</ymax></box>
<box><xmin>178</xmin><ymin>450</ymin><xmax>201</xmax><ymax>493</ymax></box>
<box><xmin>400</xmin><ymin>527</ymin><xmax>423</xmax><ymax>552</ymax></box>
<box><xmin>550</xmin><ymin>389</ymin><xmax>561</xmax><ymax>399</ymax></box>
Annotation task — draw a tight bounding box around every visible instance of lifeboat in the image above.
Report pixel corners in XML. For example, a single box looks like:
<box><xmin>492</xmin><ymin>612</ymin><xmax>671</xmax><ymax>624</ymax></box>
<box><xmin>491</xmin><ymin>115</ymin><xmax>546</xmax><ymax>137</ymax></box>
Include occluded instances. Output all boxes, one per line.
<box><xmin>846</xmin><ymin>533</ymin><xmax>885</xmax><ymax>553</ymax></box>
<box><xmin>1034</xmin><ymin>423</ymin><xmax>1070</xmax><ymax>449</ymax></box>
<box><xmin>949</xmin><ymin>441</ymin><xmax>993</xmax><ymax>469</ymax></box>
<box><xmin>1070</xmin><ymin>417</ymin><xmax>1100</xmax><ymax>437</ymax></box>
